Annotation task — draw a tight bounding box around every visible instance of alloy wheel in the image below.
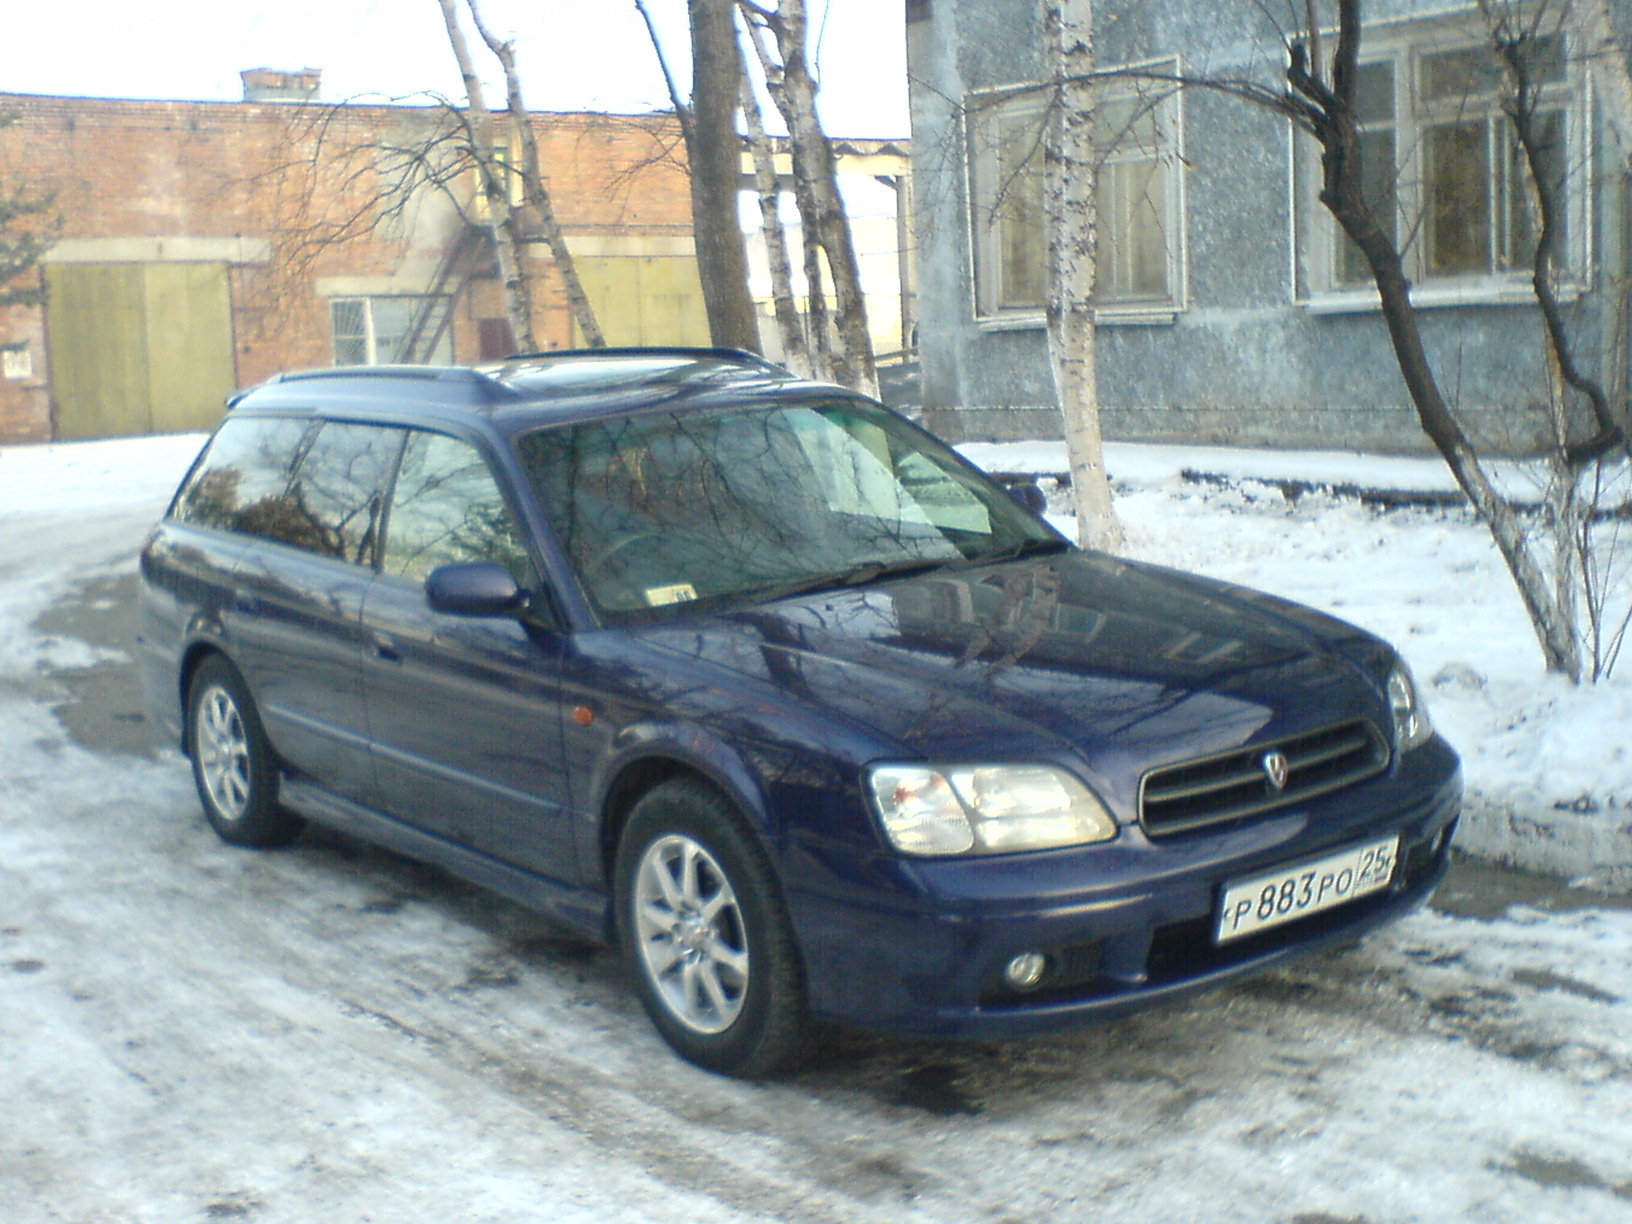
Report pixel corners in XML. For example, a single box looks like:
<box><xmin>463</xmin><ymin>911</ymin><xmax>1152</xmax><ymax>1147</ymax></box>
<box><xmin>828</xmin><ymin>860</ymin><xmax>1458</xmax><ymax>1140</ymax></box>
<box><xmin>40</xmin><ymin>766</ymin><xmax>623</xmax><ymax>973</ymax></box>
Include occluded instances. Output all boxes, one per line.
<box><xmin>195</xmin><ymin>684</ymin><xmax>252</xmax><ymax>821</ymax></box>
<box><xmin>631</xmin><ymin>833</ymin><xmax>750</xmax><ymax>1035</ymax></box>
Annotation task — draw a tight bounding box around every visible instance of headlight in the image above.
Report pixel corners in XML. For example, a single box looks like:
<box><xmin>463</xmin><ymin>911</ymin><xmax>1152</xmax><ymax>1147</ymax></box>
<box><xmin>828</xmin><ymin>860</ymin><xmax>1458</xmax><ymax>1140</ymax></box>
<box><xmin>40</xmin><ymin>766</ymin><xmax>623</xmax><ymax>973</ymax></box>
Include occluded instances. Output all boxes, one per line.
<box><xmin>866</xmin><ymin>764</ymin><xmax>1117</xmax><ymax>856</ymax></box>
<box><xmin>1387</xmin><ymin>663</ymin><xmax>1432</xmax><ymax>751</ymax></box>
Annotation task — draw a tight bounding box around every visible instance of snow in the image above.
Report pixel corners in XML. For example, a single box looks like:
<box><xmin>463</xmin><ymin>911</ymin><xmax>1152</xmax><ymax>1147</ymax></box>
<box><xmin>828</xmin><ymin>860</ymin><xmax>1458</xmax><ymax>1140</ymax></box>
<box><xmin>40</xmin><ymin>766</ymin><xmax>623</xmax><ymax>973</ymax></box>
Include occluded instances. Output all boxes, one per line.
<box><xmin>2</xmin><ymin>432</ymin><xmax>1631</xmax><ymax>1223</ymax></box>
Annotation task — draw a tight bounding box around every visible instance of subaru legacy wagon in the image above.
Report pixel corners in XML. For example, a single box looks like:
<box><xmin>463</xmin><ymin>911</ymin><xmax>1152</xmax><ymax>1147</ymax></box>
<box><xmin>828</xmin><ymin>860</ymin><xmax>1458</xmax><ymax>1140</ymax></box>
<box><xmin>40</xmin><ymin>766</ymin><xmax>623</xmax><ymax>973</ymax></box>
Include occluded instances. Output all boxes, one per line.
<box><xmin>136</xmin><ymin>349</ymin><xmax>1461</xmax><ymax>1076</ymax></box>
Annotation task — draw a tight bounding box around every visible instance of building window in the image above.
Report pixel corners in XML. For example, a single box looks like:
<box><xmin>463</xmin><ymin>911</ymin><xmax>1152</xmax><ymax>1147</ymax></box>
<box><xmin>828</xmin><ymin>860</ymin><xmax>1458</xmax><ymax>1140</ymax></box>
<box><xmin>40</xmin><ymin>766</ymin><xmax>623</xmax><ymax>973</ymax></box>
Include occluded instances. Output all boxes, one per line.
<box><xmin>1300</xmin><ymin>20</ymin><xmax>1583</xmax><ymax>302</ymax></box>
<box><xmin>966</xmin><ymin>61</ymin><xmax>1185</xmax><ymax>321</ymax></box>
<box><xmin>330</xmin><ymin>296</ymin><xmax>454</xmax><ymax>366</ymax></box>
<box><xmin>469</xmin><ymin>140</ymin><xmax>526</xmax><ymax>221</ymax></box>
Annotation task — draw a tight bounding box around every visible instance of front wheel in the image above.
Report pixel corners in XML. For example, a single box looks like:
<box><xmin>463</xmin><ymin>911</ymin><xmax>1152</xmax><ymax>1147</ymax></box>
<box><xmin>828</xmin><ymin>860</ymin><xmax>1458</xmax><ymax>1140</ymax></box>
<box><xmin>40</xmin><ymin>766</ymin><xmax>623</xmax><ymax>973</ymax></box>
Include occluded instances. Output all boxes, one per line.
<box><xmin>185</xmin><ymin>655</ymin><xmax>304</xmax><ymax>848</ymax></box>
<box><xmin>614</xmin><ymin>780</ymin><xmax>811</xmax><ymax>1077</ymax></box>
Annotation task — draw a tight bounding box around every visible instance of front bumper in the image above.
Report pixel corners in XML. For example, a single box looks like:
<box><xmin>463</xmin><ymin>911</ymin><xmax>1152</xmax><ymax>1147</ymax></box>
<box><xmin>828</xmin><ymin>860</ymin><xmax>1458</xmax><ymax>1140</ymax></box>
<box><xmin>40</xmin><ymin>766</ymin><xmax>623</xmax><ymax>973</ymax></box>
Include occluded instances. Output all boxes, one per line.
<box><xmin>784</xmin><ymin>739</ymin><xmax>1461</xmax><ymax>1039</ymax></box>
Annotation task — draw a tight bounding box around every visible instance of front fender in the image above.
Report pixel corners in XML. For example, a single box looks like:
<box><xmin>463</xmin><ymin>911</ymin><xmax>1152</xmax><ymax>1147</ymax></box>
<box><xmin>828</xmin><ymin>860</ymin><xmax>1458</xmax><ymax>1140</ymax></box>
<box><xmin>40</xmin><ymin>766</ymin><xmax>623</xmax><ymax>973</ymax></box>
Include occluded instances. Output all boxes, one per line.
<box><xmin>567</xmin><ymin>717</ymin><xmax>782</xmax><ymax>899</ymax></box>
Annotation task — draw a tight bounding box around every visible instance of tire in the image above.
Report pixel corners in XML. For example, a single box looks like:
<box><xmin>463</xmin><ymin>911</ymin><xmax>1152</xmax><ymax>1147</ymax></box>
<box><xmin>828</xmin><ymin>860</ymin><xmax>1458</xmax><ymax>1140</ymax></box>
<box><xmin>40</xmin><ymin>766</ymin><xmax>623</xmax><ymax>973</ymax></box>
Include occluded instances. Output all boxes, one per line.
<box><xmin>614</xmin><ymin>779</ymin><xmax>812</xmax><ymax>1078</ymax></box>
<box><xmin>185</xmin><ymin>655</ymin><xmax>305</xmax><ymax>849</ymax></box>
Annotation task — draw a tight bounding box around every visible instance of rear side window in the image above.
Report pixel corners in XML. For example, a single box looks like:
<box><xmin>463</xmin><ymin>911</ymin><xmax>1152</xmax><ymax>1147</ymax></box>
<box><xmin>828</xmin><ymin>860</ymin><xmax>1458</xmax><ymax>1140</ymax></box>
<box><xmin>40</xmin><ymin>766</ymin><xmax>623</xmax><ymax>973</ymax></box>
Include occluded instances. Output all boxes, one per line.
<box><xmin>173</xmin><ymin>415</ymin><xmax>313</xmax><ymax>536</ymax></box>
<box><xmin>173</xmin><ymin>415</ymin><xmax>403</xmax><ymax>566</ymax></box>
<box><xmin>281</xmin><ymin>422</ymin><xmax>404</xmax><ymax>563</ymax></box>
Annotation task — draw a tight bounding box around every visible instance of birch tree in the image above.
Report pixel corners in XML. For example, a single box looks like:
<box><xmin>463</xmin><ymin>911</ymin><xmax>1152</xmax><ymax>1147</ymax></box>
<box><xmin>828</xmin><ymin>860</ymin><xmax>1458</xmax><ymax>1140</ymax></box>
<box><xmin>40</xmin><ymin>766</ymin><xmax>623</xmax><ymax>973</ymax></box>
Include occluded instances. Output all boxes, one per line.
<box><xmin>1481</xmin><ymin>0</ymin><xmax>1632</xmax><ymax>678</ymax></box>
<box><xmin>741</xmin><ymin>74</ymin><xmax>809</xmax><ymax>372</ymax></box>
<box><xmin>434</xmin><ymin>0</ymin><xmax>537</xmax><ymax>352</ymax></box>
<box><xmin>1043</xmin><ymin>0</ymin><xmax>1124</xmax><ymax>551</ymax></box>
<box><xmin>739</xmin><ymin>0</ymin><xmax>876</xmax><ymax>395</ymax></box>
<box><xmin>464</xmin><ymin>0</ymin><xmax>605</xmax><ymax>348</ymax></box>
<box><xmin>1268</xmin><ymin>0</ymin><xmax>1576</xmax><ymax>674</ymax></box>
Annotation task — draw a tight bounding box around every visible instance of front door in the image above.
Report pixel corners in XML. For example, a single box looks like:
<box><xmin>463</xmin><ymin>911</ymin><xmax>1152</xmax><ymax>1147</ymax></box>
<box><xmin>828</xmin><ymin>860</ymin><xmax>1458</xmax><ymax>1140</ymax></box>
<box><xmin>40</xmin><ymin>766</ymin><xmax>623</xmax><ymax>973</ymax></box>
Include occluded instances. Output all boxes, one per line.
<box><xmin>362</xmin><ymin>430</ymin><xmax>575</xmax><ymax>882</ymax></box>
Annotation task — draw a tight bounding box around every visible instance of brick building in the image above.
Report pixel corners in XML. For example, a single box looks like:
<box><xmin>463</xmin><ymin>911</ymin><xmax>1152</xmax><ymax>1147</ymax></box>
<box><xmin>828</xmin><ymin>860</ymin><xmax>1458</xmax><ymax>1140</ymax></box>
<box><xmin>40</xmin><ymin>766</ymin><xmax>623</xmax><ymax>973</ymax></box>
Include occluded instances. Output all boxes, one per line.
<box><xmin>0</xmin><ymin>80</ymin><xmax>705</xmax><ymax>442</ymax></box>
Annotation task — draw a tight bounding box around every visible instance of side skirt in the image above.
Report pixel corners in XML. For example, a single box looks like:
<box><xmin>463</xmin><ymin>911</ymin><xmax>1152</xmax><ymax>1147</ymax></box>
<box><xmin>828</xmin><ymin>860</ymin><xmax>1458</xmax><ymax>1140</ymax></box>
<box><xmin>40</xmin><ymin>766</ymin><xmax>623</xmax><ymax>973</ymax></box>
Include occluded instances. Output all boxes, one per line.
<box><xmin>280</xmin><ymin>776</ymin><xmax>613</xmax><ymax>944</ymax></box>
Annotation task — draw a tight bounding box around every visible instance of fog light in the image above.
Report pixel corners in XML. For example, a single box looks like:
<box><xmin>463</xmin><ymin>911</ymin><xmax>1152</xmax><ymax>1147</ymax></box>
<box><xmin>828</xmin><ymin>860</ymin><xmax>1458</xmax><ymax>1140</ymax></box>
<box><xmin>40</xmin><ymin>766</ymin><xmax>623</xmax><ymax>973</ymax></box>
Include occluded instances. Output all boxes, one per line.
<box><xmin>1003</xmin><ymin>952</ymin><xmax>1049</xmax><ymax>992</ymax></box>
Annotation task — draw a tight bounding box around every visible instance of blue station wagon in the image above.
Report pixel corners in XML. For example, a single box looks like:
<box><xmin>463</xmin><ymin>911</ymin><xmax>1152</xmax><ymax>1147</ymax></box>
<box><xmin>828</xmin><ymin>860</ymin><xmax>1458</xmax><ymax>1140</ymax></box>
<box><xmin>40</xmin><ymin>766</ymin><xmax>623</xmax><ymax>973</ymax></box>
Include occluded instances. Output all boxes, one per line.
<box><xmin>137</xmin><ymin>349</ymin><xmax>1461</xmax><ymax>1076</ymax></box>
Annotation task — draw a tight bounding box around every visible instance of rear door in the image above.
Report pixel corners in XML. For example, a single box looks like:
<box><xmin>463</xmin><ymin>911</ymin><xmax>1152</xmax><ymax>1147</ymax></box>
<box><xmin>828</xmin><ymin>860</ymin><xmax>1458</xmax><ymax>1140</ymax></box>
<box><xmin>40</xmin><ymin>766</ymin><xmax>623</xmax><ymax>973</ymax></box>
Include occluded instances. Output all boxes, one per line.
<box><xmin>361</xmin><ymin>429</ymin><xmax>577</xmax><ymax>882</ymax></box>
<box><xmin>223</xmin><ymin>420</ymin><xmax>403</xmax><ymax>803</ymax></box>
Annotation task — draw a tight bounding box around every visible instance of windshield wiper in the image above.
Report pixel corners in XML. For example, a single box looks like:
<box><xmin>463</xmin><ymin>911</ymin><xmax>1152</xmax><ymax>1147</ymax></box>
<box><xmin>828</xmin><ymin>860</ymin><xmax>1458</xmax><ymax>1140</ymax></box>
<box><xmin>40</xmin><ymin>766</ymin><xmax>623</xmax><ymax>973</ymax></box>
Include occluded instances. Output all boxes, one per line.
<box><xmin>753</xmin><ymin>557</ymin><xmax>953</xmax><ymax>604</ymax></box>
<box><xmin>969</xmin><ymin>536</ymin><xmax>1073</xmax><ymax>566</ymax></box>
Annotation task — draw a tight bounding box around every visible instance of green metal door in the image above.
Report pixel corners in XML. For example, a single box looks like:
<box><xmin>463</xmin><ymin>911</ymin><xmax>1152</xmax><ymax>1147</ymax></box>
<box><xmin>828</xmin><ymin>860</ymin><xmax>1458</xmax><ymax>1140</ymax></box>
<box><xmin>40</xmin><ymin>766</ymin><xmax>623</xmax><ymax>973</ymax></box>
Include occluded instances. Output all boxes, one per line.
<box><xmin>144</xmin><ymin>263</ymin><xmax>236</xmax><ymax>434</ymax></box>
<box><xmin>45</xmin><ymin>262</ymin><xmax>235</xmax><ymax>439</ymax></box>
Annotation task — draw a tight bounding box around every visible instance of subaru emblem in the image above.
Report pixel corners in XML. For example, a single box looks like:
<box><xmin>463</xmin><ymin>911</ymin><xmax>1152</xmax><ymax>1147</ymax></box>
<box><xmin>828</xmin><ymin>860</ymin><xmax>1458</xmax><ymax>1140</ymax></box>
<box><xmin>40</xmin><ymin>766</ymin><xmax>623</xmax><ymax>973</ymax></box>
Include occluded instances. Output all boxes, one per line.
<box><xmin>1262</xmin><ymin>750</ymin><xmax>1290</xmax><ymax>791</ymax></box>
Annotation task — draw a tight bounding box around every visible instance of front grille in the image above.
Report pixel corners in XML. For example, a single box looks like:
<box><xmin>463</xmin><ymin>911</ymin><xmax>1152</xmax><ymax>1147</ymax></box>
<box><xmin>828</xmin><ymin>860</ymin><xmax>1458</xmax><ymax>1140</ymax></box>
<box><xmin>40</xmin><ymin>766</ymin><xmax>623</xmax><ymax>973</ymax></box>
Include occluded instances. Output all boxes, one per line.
<box><xmin>1139</xmin><ymin>719</ymin><xmax>1388</xmax><ymax>837</ymax></box>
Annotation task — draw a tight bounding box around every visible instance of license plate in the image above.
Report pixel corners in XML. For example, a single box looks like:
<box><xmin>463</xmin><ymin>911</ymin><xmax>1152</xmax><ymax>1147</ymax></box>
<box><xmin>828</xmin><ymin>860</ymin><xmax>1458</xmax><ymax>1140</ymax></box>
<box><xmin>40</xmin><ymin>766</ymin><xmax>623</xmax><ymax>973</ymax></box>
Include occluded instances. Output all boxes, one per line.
<box><xmin>1216</xmin><ymin>835</ymin><xmax>1399</xmax><ymax>944</ymax></box>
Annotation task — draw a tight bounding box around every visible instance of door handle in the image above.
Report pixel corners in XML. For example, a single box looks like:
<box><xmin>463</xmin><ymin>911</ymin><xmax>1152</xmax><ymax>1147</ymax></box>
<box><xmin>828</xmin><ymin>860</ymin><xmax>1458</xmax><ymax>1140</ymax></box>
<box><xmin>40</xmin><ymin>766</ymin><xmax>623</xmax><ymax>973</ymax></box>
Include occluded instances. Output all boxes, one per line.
<box><xmin>371</xmin><ymin>633</ymin><xmax>402</xmax><ymax>663</ymax></box>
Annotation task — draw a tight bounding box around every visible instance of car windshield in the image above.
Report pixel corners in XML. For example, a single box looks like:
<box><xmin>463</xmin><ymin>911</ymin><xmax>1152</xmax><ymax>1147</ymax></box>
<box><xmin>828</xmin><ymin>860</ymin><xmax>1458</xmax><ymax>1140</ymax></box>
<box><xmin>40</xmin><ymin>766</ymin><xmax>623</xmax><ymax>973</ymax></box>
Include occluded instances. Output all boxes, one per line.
<box><xmin>516</xmin><ymin>399</ymin><xmax>1064</xmax><ymax>623</ymax></box>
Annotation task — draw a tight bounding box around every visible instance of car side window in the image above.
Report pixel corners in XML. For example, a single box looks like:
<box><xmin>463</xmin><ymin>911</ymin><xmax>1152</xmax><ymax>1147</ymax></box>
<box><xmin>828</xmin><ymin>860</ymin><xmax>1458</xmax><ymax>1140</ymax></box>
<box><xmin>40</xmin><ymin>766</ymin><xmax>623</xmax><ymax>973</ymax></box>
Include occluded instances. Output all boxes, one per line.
<box><xmin>278</xmin><ymin>422</ymin><xmax>404</xmax><ymax>564</ymax></box>
<box><xmin>173</xmin><ymin>415</ymin><xmax>314</xmax><ymax>536</ymax></box>
<box><xmin>381</xmin><ymin>431</ymin><xmax>531</xmax><ymax>586</ymax></box>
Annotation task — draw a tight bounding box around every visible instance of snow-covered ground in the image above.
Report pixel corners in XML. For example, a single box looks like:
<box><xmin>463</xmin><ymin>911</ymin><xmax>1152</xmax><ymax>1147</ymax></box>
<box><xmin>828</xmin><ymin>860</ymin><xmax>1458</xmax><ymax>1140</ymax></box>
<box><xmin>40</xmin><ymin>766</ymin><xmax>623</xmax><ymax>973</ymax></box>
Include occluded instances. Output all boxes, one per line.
<box><xmin>2</xmin><ymin>433</ymin><xmax>1631</xmax><ymax>1224</ymax></box>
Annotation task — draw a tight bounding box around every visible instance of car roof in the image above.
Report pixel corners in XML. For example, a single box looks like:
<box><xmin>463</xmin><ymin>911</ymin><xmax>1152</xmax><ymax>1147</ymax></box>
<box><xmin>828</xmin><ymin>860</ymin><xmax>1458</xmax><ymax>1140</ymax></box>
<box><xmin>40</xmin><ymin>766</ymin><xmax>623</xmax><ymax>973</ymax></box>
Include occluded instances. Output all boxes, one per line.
<box><xmin>225</xmin><ymin>348</ymin><xmax>860</xmax><ymax>437</ymax></box>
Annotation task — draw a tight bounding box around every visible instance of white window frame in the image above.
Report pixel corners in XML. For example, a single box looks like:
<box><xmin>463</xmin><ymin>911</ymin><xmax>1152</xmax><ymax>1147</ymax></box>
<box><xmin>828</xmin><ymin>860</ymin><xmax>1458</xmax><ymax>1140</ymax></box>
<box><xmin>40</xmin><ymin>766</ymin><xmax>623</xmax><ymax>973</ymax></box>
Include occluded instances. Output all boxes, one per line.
<box><xmin>965</xmin><ymin>57</ymin><xmax>1188</xmax><ymax>328</ymax></box>
<box><xmin>1294</xmin><ymin>11</ymin><xmax>1591</xmax><ymax>313</ymax></box>
<box><xmin>330</xmin><ymin>295</ymin><xmax>455</xmax><ymax>366</ymax></box>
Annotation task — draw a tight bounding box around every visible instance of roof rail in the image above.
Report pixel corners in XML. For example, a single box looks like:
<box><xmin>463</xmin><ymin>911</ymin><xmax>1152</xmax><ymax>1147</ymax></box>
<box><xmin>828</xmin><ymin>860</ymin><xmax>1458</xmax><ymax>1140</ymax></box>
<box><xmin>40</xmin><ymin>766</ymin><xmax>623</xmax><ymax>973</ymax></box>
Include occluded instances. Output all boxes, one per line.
<box><xmin>268</xmin><ymin>365</ymin><xmax>497</xmax><ymax>386</ymax></box>
<box><xmin>502</xmin><ymin>346</ymin><xmax>789</xmax><ymax>375</ymax></box>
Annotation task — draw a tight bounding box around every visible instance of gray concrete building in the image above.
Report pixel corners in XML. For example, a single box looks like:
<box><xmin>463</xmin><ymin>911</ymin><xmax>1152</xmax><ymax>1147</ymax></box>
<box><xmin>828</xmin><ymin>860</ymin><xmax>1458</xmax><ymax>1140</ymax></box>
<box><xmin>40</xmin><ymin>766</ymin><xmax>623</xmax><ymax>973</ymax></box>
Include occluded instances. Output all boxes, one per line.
<box><xmin>906</xmin><ymin>0</ymin><xmax>1632</xmax><ymax>453</ymax></box>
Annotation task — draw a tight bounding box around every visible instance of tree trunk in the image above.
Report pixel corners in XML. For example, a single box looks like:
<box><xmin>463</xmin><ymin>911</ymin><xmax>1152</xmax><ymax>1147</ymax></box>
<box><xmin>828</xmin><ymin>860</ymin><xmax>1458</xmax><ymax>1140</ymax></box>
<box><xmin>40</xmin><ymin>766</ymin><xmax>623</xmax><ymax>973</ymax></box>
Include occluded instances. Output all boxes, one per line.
<box><xmin>1367</xmin><ymin>247</ymin><xmax>1580</xmax><ymax>676</ymax></box>
<box><xmin>465</xmin><ymin>0</ymin><xmax>604</xmax><ymax>349</ymax></box>
<box><xmin>1042</xmin><ymin>0</ymin><xmax>1124</xmax><ymax>551</ymax></box>
<box><xmin>800</xmin><ymin>198</ymin><xmax>835</xmax><ymax>382</ymax></box>
<box><xmin>1479</xmin><ymin>0</ymin><xmax>1626</xmax><ymax>462</ymax></box>
<box><xmin>434</xmin><ymin>0</ymin><xmax>536</xmax><ymax>353</ymax></box>
<box><xmin>742</xmin><ymin>0</ymin><xmax>875</xmax><ymax>394</ymax></box>
<box><xmin>686</xmin><ymin>0</ymin><xmax>761</xmax><ymax>354</ymax></box>
<box><xmin>741</xmin><ymin>75</ymin><xmax>808</xmax><ymax>372</ymax></box>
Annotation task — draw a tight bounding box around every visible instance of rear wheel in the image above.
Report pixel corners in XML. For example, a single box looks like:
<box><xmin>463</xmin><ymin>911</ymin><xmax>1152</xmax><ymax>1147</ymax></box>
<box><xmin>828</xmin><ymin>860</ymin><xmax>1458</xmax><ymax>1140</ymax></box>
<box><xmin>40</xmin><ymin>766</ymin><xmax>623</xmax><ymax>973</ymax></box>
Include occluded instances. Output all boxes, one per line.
<box><xmin>614</xmin><ymin>779</ymin><xmax>811</xmax><ymax>1077</ymax></box>
<box><xmin>185</xmin><ymin>655</ymin><xmax>304</xmax><ymax>848</ymax></box>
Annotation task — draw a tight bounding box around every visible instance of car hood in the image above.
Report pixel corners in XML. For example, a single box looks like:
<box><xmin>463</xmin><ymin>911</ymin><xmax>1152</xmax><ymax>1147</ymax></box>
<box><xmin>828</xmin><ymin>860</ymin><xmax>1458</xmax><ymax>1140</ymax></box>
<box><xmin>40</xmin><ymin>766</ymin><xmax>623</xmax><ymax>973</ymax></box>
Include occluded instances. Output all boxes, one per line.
<box><xmin>635</xmin><ymin>550</ymin><xmax>1389</xmax><ymax>815</ymax></box>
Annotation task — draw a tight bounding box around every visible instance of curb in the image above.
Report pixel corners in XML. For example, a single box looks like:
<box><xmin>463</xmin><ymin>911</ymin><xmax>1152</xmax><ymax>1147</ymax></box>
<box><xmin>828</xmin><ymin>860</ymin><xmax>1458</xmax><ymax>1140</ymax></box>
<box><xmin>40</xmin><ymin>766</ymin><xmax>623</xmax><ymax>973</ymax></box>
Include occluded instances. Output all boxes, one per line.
<box><xmin>1450</xmin><ymin>794</ymin><xmax>1632</xmax><ymax>893</ymax></box>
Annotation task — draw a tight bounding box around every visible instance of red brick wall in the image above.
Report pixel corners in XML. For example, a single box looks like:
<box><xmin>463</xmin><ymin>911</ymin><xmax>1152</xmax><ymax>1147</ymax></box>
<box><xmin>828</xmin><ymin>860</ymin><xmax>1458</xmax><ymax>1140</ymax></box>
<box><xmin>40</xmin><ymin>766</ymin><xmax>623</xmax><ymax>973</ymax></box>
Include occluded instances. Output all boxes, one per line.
<box><xmin>0</xmin><ymin>93</ymin><xmax>693</xmax><ymax>441</ymax></box>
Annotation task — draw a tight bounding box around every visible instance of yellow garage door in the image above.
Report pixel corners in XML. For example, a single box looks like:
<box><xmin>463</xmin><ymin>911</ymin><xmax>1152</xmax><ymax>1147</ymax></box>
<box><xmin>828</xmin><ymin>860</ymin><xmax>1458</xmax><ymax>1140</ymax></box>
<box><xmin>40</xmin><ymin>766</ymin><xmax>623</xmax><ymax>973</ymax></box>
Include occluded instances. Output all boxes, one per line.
<box><xmin>572</xmin><ymin>255</ymin><xmax>710</xmax><ymax>348</ymax></box>
<box><xmin>46</xmin><ymin>262</ymin><xmax>236</xmax><ymax>439</ymax></box>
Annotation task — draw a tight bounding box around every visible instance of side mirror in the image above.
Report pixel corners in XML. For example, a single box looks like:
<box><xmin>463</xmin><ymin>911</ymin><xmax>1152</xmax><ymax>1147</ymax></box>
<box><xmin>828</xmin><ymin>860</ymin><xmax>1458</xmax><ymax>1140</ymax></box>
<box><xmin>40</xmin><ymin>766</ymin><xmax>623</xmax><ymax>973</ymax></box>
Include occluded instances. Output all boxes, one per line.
<box><xmin>425</xmin><ymin>561</ymin><xmax>530</xmax><ymax>618</ymax></box>
<box><xmin>1005</xmin><ymin>480</ymin><xmax>1049</xmax><ymax>516</ymax></box>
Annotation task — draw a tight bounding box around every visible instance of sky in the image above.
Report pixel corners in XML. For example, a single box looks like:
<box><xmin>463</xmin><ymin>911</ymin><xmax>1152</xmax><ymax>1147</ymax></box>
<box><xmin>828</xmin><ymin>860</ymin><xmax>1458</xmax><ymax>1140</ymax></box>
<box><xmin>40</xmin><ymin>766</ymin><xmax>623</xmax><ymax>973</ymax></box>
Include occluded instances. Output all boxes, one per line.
<box><xmin>0</xmin><ymin>0</ymin><xmax>910</xmax><ymax>137</ymax></box>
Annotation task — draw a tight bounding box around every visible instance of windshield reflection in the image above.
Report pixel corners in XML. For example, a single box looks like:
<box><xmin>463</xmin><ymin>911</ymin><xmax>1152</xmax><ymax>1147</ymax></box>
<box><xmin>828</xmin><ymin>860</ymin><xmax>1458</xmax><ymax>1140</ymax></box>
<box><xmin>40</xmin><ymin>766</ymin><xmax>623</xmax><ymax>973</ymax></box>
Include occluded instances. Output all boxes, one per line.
<box><xmin>517</xmin><ymin>400</ymin><xmax>1063</xmax><ymax>623</ymax></box>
